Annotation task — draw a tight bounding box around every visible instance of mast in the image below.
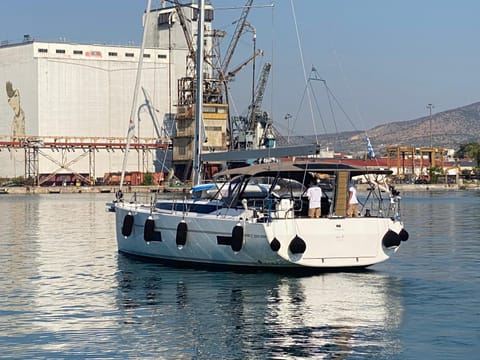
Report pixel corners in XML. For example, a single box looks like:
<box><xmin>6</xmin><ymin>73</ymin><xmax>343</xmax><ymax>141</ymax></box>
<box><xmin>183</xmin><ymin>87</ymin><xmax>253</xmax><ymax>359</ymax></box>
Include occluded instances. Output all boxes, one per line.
<box><xmin>119</xmin><ymin>0</ymin><xmax>152</xmax><ymax>190</ymax></box>
<box><xmin>192</xmin><ymin>0</ymin><xmax>205</xmax><ymax>186</ymax></box>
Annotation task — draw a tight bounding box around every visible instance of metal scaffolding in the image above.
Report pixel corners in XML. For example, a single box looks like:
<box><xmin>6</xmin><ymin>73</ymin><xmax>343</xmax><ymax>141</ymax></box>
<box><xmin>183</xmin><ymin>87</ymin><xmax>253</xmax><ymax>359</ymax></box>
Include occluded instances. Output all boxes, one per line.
<box><xmin>0</xmin><ymin>135</ymin><xmax>170</xmax><ymax>185</ymax></box>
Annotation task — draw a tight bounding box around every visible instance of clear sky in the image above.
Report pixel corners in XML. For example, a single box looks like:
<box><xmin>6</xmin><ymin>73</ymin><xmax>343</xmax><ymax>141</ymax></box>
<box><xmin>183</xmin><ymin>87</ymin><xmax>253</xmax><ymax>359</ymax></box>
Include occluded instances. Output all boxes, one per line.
<box><xmin>1</xmin><ymin>0</ymin><xmax>479</xmax><ymax>136</ymax></box>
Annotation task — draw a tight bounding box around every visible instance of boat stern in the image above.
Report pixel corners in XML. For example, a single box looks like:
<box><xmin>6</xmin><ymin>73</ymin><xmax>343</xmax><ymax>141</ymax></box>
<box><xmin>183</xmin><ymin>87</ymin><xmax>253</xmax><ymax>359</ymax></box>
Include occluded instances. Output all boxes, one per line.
<box><xmin>265</xmin><ymin>217</ymin><xmax>408</xmax><ymax>268</ymax></box>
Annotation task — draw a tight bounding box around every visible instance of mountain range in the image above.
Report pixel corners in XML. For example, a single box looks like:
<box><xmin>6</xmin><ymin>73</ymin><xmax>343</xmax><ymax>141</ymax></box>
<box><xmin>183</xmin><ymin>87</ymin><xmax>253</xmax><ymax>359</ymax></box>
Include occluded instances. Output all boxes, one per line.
<box><xmin>278</xmin><ymin>101</ymin><xmax>480</xmax><ymax>156</ymax></box>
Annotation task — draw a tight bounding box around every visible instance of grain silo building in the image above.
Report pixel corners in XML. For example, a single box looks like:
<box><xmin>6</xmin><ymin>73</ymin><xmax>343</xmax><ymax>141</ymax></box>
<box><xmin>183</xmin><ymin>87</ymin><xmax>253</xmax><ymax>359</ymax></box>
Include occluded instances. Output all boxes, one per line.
<box><xmin>0</xmin><ymin>3</ymin><xmax>214</xmax><ymax>184</ymax></box>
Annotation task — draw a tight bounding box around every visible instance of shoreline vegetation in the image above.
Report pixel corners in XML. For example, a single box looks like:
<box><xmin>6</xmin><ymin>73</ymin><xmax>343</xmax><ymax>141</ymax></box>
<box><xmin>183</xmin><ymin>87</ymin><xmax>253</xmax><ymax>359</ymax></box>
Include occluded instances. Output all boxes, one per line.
<box><xmin>1</xmin><ymin>182</ymin><xmax>479</xmax><ymax>195</ymax></box>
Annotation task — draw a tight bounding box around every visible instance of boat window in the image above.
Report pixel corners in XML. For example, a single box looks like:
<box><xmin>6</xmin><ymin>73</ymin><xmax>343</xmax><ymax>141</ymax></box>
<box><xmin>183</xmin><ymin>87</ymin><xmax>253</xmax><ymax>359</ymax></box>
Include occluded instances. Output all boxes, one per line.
<box><xmin>155</xmin><ymin>202</ymin><xmax>219</xmax><ymax>214</ymax></box>
<box><xmin>274</xmin><ymin>177</ymin><xmax>305</xmax><ymax>198</ymax></box>
<box><xmin>191</xmin><ymin>183</ymin><xmax>220</xmax><ymax>200</ymax></box>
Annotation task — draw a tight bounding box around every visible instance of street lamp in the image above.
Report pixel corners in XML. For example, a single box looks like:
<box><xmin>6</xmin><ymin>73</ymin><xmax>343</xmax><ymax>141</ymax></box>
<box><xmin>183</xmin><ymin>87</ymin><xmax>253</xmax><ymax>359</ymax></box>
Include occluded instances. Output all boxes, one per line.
<box><xmin>426</xmin><ymin>103</ymin><xmax>434</xmax><ymax>148</ymax></box>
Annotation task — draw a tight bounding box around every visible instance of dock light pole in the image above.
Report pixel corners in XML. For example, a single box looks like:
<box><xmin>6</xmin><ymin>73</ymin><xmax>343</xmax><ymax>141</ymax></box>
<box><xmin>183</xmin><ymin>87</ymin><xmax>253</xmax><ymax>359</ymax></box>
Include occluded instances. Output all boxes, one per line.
<box><xmin>427</xmin><ymin>103</ymin><xmax>434</xmax><ymax>147</ymax></box>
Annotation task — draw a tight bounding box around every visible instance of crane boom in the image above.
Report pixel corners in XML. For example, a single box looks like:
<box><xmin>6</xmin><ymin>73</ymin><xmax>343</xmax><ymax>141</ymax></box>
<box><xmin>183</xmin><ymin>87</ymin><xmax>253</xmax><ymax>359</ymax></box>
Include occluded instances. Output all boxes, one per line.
<box><xmin>226</xmin><ymin>49</ymin><xmax>263</xmax><ymax>81</ymax></box>
<box><xmin>253</xmin><ymin>62</ymin><xmax>271</xmax><ymax>113</ymax></box>
<box><xmin>221</xmin><ymin>0</ymin><xmax>254</xmax><ymax>77</ymax></box>
<box><xmin>246</xmin><ymin>62</ymin><xmax>271</xmax><ymax>130</ymax></box>
<box><xmin>173</xmin><ymin>1</ymin><xmax>196</xmax><ymax>63</ymax></box>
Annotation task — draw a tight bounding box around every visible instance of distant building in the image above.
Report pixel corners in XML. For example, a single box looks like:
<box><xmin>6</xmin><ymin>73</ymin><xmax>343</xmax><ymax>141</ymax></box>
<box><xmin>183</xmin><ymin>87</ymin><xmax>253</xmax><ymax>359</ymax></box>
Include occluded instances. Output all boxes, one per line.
<box><xmin>0</xmin><ymin>3</ymin><xmax>214</xmax><ymax>180</ymax></box>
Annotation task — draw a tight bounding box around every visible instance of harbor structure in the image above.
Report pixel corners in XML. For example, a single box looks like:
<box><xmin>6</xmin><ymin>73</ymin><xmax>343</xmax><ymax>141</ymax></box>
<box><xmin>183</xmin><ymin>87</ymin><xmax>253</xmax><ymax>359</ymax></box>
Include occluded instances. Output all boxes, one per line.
<box><xmin>0</xmin><ymin>3</ymin><xmax>216</xmax><ymax>184</ymax></box>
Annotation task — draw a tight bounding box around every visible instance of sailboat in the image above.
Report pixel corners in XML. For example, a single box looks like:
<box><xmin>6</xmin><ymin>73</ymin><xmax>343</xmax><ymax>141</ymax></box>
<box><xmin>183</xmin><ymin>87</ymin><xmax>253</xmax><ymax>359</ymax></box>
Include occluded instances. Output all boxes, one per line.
<box><xmin>110</xmin><ymin>0</ymin><xmax>408</xmax><ymax>270</ymax></box>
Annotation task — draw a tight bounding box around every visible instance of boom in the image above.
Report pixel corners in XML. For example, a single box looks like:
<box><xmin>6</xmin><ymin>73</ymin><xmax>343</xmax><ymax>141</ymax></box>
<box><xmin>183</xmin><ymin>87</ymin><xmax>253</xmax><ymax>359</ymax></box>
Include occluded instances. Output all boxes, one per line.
<box><xmin>220</xmin><ymin>0</ymin><xmax>254</xmax><ymax>79</ymax></box>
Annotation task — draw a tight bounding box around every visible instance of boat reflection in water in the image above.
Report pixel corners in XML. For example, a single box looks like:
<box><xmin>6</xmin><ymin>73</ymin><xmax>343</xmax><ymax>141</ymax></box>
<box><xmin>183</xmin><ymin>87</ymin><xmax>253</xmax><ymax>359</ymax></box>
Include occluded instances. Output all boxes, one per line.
<box><xmin>116</xmin><ymin>257</ymin><xmax>403</xmax><ymax>358</ymax></box>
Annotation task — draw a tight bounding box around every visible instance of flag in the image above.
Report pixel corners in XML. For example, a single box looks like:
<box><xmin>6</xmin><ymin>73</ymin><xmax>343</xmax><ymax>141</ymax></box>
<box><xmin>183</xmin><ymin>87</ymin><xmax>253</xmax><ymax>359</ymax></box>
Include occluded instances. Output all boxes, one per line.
<box><xmin>366</xmin><ymin>137</ymin><xmax>375</xmax><ymax>159</ymax></box>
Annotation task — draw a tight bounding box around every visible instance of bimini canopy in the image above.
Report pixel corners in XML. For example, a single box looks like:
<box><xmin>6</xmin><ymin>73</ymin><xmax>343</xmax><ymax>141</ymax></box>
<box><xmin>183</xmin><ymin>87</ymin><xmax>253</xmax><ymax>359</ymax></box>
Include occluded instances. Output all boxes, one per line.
<box><xmin>214</xmin><ymin>161</ymin><xmax>392</xmax><ymax>183</ymax></box>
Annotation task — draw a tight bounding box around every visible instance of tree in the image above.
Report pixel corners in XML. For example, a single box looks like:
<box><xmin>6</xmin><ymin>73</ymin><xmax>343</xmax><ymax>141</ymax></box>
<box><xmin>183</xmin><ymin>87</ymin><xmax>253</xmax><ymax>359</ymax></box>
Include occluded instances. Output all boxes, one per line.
<box><xmin>429</xmin><ymin>165</ymin><xmax>443</xmax><ymax>184</ymax></box>
<box><xmin>456</xmin><ymin>142</ymin><xmax>480</xmax><ymax>167</ymax></box>
<box><xmin>143</xmin><ymin>172</ymin><xmax>154</xmax><ymax>186</ymax></box>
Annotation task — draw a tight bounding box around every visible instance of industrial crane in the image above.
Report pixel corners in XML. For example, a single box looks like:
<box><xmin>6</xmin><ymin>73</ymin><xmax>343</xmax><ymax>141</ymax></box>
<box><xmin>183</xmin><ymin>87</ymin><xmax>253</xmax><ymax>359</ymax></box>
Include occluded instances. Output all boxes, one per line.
<box><xmin>225</xmin><ymin>49</ymin><xmax>264</xmax><ymax>82</ymax></box>
<box><xmin>220</xmin><ymin>0</ymin><xmax>254</xmax><ymax>79</ymax></box>
<box><xmin>248</xmin><ymin>62</ymin><xmax>271</xmax><ymax>130</ymax></box>
<box><xmin>173</xmin><ymin>1</ymin><xmax>196</xmax><ymax>62</ymax></box>
<box><xmin>172</xmin><ymin>0</ymin><xmax>259</xmax><ymax>89</ymax></box>
<box><xmin>232</xmin><ymin>62</ymin><xmax>273</xmax><ymax>150</ymax></box>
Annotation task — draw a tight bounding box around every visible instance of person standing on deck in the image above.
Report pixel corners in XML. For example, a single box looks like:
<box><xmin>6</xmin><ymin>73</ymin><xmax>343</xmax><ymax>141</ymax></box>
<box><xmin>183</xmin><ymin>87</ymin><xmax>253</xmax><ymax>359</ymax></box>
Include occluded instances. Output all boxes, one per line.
<box><xmin>306</xmin><ymin>180</ymin><xmax>322</xmax><ymax>218</ymax></box>
<box><xmin>347</xmin><ymin>182</ymin><xmax>359</xmax><ymax>217</ymax></box>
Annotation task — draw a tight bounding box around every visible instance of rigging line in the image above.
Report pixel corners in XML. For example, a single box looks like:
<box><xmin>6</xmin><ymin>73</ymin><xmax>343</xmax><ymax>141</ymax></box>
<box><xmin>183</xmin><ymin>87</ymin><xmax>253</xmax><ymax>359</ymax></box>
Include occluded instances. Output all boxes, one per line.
<box><xmin>333</xmin><ymin>49</ymin><xmax>365</xmax><ymax>129</ymax></box>
<box><xmin>307</xmin><ymin>67</ymin><xmax>331</xmax><ymax>135</ymax></box>
<box><xmin>227</xmin><ymin>84</ymin><xmax>241</xmax><ymax>119</ymax></box>
<box><xmin>323</xmin><ymin>83</ymin><xmax>338</xmax><ymax>135</ymax></box>
<box><xmin>324</xmin><ymin>84</ymin><xmax>358</xmax><ymax>131</ymax></box>
<box><xmin>308</xmin><ymin>80</ymin><xmax>328</xmax><ymax>135</ymax></box>
<box><xmin>120</xmin><ymin>0</ymin><xmax>152</xmax><ymax>191</ymax></box>
<box><xmin>290</xmin><ymin>0</ymin><xmax>318</xmax><ymax>143</ymax></box>
<box><xmin>332</xmin><ymin>49</ymin><xmax>380</xmax><ymax>165</ymax></box>
<box><xmin>290</xmin><ymin>80</ymin><xmax>309</xmax><ymax>132</ymax></box>
<box><xmin>323</xmin><ymin>82</ymin><xmax>341</xmax><ymax>152</ymax></box>
<box><xmin>269</xmin><ymin>1</ymin><xmax>276</xmax><ymax>127</ymax></box>
<box><xmin>213</xmin><ymin>4</ymin><xmax>275</xmax><ymax>11</ymax></box>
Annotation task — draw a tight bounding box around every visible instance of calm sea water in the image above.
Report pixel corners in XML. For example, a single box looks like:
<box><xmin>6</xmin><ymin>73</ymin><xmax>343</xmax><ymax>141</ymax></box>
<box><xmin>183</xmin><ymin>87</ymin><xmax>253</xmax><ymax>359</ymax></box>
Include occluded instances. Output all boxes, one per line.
<box><xmin>0</xmin><ymin>191</ymin><xmax>479</xmax><ymax>359</ymax></box>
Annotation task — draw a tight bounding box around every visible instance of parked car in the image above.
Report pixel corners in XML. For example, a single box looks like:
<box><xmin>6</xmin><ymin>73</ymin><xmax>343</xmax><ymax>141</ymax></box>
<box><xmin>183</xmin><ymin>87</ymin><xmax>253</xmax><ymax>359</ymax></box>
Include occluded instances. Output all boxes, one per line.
<box><xmin>414</xmin><ymin>175</ymin><xmax>430</xmax><ymax>184</ymax></box>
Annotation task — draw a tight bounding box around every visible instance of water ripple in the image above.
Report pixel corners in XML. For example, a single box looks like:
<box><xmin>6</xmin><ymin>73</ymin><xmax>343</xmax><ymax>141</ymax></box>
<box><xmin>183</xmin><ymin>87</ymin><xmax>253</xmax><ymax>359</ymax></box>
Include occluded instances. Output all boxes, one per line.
<box><xmin>1</xmin><ymin>192</ymin><xmax>479</xmax><ymax>359</ymax></box>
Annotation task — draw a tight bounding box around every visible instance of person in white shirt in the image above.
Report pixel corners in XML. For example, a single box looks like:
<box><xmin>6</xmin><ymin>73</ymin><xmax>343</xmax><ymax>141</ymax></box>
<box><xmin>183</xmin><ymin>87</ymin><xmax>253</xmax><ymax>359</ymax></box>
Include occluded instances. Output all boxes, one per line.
<box><xmin>306</xmin><ymin>180</ymin><xmax>322</xmax><ymax>218</ymax></box>
<box><xmin>347</xmin><ymin>182</ymin><xmax>359</xmax><ymax>217</ymax></box>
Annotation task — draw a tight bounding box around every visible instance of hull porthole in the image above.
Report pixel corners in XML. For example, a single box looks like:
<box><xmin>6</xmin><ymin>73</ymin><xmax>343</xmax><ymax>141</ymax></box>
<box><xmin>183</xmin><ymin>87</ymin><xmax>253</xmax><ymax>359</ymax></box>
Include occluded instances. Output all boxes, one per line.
<box><xmin>144</xmin><ymin>217</ymin><xmax>161</xmax><ymax>242</ymax></box>
<box><xmin>270</xmin><ymin>237</ymin><xmax>281</xmax><ymax>252</ymax></box>
<box><xmin>231</xmin><ymin>224</ymin><xmax>244</xmax><ymax>252</ymax></box>
<box><xmin>382</xmin><ymin>230</ymin><xmax>401</xmax><ymax>248</ymax></box>
<box><xmin>399</xmin><ymin>229</ymin><xmax>409</xmax><ymax>242</ymax></box>
<box><xmin>121</xmin><ymin>213</ymin><xmax>134</xmax><ymax>237</ymax></box>
<box><xmin>176</xmin><ymin>221</ymin><xmax>188</xmax><ymax>247</ymax></box>
<box><xmin>289</xmin><ymin>235</ymin><xmax>306</xmax><ymax>254</ymax></box>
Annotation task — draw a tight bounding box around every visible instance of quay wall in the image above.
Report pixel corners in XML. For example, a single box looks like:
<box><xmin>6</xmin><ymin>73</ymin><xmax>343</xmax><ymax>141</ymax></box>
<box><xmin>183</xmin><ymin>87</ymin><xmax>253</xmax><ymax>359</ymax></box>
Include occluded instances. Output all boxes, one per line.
<box><xmin>1</xmin><ymin>182</ymin><xmax>479</xmax><ymax>196</ymax></box>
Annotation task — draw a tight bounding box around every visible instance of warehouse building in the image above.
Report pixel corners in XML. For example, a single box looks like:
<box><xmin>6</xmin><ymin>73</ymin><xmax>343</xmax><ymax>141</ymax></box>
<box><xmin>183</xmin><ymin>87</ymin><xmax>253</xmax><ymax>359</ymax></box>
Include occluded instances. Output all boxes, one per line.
<box><xmin>0</xmin><ymin>3</ymin><xmax>214</xmax><ymax>183</ymax></box>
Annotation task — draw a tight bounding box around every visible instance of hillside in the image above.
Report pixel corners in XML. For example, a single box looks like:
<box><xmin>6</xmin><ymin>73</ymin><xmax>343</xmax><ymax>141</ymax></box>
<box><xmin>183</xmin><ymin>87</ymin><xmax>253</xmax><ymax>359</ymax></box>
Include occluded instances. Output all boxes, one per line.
<box><xmin>279</xmin><ymin>101</ymin><xmax>480</xmax><ymax>155</ymax></box>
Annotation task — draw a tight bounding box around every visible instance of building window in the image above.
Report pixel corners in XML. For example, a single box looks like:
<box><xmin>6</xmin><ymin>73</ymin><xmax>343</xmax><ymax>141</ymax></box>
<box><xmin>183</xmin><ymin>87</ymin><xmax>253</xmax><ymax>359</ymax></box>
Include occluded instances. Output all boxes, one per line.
<box><xmin>56</xmin><ymin>49</ymin><xmax>66</xmax><ymax>54</ymax></box>
<box><xmin>158</xmin><ymin>54</ymin><xmax>167</xmax><ymax>59</ymax></box>
<box><xmin>205</xmin><ymin>126</ymin><xmax>222</xmax><ymax>131</ymax></box>
<box><xmin>179</xmin><ymin>145</ymin><xmax>186</xmax><ymax>156</ymax></box>
<box><xmin>158</xmin><ymin>12</ymin><xmax>173</xmax><ymax>26</ymax></box>
<box><xmin>125</xmin><ymin>52</ymin><xmax>134</xmax><ymax>57</ymax></box>
<box><xmin>177</xmin><ymin>119</ymin><xmax>186</xmax><ymax>131</ymax></box>
<box><xmin>204</xmin><ymin>106</ymin><xmax>216</xmax><ymax>113</ymax></box>
<box><xmin>193</xmin><ymin>8</ymin><xmax>214</xmax><ymax>22</ymax></box>
<box><xmin>143</xmin><ymin>53</ymin><xmax>151</xmax><ymax>58</ymax></box>
<box><xmin>73</xmin><ymin>50</ymin><xmax>83</xmax><ymax>55</ymax></box>
<box><xmin>38</xmin><ymin>48</ymin><xmax>48</xmax><ymax>53</ymax></box>
<box><xmin>108</xmin><ymin>52</ymin><xmax>118</xmax><ymax>56</ymax></box>
<box><xmin>205</xmin><ymin>9</ymin><xmax>214</xmax><ymax>21</ymax></box>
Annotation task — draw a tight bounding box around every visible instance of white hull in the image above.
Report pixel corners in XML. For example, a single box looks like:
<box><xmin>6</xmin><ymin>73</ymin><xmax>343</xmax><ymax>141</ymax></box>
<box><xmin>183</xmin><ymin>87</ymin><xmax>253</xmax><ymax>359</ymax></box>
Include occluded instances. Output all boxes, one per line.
<box><xmin>114</xmin><ymin>201</ymin><xmax>403</xmax><ymax>270</ymax></box>
<box><xmin>110</xmin><ymin>3</ymin><xmax>409</xmax><ymax>271</ymax></box>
